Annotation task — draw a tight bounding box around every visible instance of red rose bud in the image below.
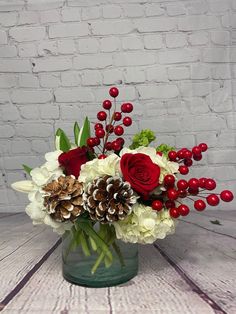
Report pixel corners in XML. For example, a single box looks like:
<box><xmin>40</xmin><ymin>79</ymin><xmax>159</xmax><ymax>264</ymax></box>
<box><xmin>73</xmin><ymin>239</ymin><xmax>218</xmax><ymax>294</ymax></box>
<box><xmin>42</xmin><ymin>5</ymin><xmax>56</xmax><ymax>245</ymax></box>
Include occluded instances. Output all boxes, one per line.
<box><xmin>120</xmin><ymin>153</ymin><xmax>160</xmax><ymax>198</ymax></box>
<box><xmin>58</xmin><ymin>147</ymin><xmax>89</xmax><ymax>178</ymax></box>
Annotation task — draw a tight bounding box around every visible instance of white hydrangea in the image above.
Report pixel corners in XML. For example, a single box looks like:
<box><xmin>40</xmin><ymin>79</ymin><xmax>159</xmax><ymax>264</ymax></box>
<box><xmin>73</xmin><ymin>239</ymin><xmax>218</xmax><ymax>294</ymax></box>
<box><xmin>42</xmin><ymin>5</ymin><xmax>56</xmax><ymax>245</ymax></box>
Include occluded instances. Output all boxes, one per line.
<box><xmin>114</xmin><ymin>203</ymin><xmax>175</xmax><ymax>244</ymax></box>
<box><xmin>119</xmin><ymin>146</ymin><xmax>179</xmax><ymax>183</ymax></box>
<box><xmin>11</xmin><ymin>150</ymin><xmax>71</xmax><ymax>234</ymax></box>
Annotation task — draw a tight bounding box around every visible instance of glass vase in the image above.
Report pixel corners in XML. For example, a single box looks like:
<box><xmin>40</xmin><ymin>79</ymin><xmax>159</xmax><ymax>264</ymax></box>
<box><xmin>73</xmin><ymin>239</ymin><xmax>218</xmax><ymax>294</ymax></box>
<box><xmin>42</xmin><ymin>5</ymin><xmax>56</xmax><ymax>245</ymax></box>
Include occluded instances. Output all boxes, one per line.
<box><xmin>62</xmin><ymin>224</ymin><xmax>138</xmax><ymax>288</ymax></box>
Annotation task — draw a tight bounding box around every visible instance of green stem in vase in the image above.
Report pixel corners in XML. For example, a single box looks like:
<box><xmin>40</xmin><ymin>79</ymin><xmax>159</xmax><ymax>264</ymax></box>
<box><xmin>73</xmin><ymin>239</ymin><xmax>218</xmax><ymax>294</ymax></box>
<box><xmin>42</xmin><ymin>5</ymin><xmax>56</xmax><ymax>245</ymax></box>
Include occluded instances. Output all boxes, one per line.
<box><xmin>112</xmin><ymin>241</ymin><xmax>125</xmax><ymax>268</ymax></box>
<box><xmin>79</xmin><ymin>231</ymin><xmax>91</xmax><ymax>257</ymax></box>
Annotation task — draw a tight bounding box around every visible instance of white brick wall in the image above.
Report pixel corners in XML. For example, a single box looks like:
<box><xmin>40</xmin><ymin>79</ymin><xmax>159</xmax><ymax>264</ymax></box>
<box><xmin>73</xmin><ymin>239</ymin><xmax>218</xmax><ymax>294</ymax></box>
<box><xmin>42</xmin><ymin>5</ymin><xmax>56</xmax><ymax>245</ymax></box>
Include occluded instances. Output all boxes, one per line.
<box><xmin>0</xmin><ymin>0</ymin><xmax>235</xmax><ymax>212</ymax></box>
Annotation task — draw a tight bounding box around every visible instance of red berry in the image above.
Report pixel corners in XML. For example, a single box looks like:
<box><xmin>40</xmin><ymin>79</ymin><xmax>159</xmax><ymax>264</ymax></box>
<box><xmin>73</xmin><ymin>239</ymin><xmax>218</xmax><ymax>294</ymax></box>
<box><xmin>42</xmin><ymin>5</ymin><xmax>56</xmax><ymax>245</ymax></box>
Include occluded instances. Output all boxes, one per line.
<box><xmin>94</xmin><ymin>123</ymin><xmax>103</xmax><ymax>130</ymax></box>
<box><xmin>167</xmin><ymin>188</ymin><xmax>179</xmax><ymax>200</ymax></box>
<box><xmin>156</xmin><ymin>151</ymin><xmax>163</xmax><ymax>156</ymax></box>
<box><xmin>87</xmin><ymin>137</ymin><xmax>95</xmax><ymax>147</ymax></box>
<box><xmin>169</xmin><ymin>208</ymin><xmax>180</xmax><ymax>218</ymax></box>
<box><xmin>168</xmin><ymin>151</ymin><xmax>177</xmax><ymax>161</ymax></box>
<box><xmin>98</xmin><ymin>154</ymin><xmax>107</xmax><ymax>159</ymax></box>
<box><xmin>94</xmin><ymin>137</ymin><xmax>100</xmax><ymax>146</ymax></box>
<box><xmin>194</xmin><ymin>200</ymin><xmax>206</xmax><ymax>211</ymax></box>
<box><xmin>188</xmin><ymin>178</ymin><xmax>199</xmax><ymax>190</ymax></box>
<box><xmin>183</xmin><ymin>150</ymin><xmax>192</xmax><ymax>159</ymax></box>
<box><xmin>112</xmin><ymin>140</ymin><xmax>121</xmax><ymax>151</ymax></box>
<box><xmin>199</xmin><ymin>177</ymin><xmax>207</xmax><ymax>188</ymax></box>
<box><xmin>97</xmin><ymin>111</ymin><xmax>107</xmax><ymax>121</ymax></box>
<box><xmin>184</xmin><ymin>158</ymin><xmax>193</xmax><ymax>167</ymax></box>
<box><xmin>113</xmin><ymin>112</ymin><xmax>122</xmax><ymax>121</ymax></box>
<box><xmin>95</xmin><ymin>128</ymin><xmax>105</xmax><ymax>138</ymax></box>
<box><xmin>179</xmin><ymin>165</ymin><xmax>189</xmax><ymax>175</ymax></box>
<box><xmin>193</xmin><ymin>154</ymin><xmax>202</xmax><ymax>161</ymax></box>
<box><xmin>188</xmin><ymin>188</ymin><xmax>199</xmax><ymax>195</ymax></box>
<box><xmin>199</xmin><ymin>143</ymin><xmax>208</xmax><ymax>152</ymax></box>
<box><xmin>121</xmin><ymin>103</ymin><xmax>133</xmax><ymax>113</ymax></box>
<box><xmin>103</xmin><ymin>99</ymin><xmax>112</xmax><ymax>110</ymax></box>
<box><xmin>105</xmin><ymin>142</ymin><xmax>112</xmax><ymax>151</ymax></box>
<box><xmin>123</xmin><ymin>116</ymin><xmax>132</xmax><ymax>126</ymax></box>
<box><xmin>114</xmin><ymin>125</ymin><xmax>124</xmax><ymax>136</ymax></box>
<box><xmin>164</xmin><ymin>175</ymin><xmax>175</xmax><ymax>187</ymax></box>
<box><xmin>205</xmin><ymin>179</ymin><xmax>216</xmax><ymax>190</ymax></box>
<box><xmin>192</xmin><ymin>146</ymin><xmax>201</xmax><ymax>156</ymax></box>
<box><xmin>152</xmin><ymin>200</ymin><xmax>163</xmax><ymax>211</ymax></box>
<box><xmin>177</xmin><ymin>179</ymin><xmax>188</xmax><ymax>190</ymax></box>
<box><xmin>109</xmin><ymin>87</ymin><xmax>119</xmax><ymax>98</ymax></box>
<box><xmin>178</xmin><ymin>204</ymin><xmax>190</xmax><ymax>216</ymax></box>
<box><xmin>206</xmin><ymin>194</ymin><xmax>220</xmax><ymax>206</ymax></box>
<box><xmin>165</xmin><ymin>200</ymin><xmax>175</xmax><ymax>209</ymax></box>
<box><xmin>177</xmin><ymin>150</ymin><xmax>185</xmax><ymax>159</ymax></box>
<box><xmin>178</xmin><ymin>190</ymin><xmax>187</xmax><ymax>198</ymax></box>
<box><xmin>106</xmin><ymin>124</ymin><xmax>114</xmax><ymax>133</ymax></box>
<box><xmin>116</xmin><ymin>137</ymin><xmax>125</xmax><ymax>146</ymax></box>
<box><xmin>220</xmin><ymin>190</ymin><xmax>234</xmax><ymax>202</ymax></box>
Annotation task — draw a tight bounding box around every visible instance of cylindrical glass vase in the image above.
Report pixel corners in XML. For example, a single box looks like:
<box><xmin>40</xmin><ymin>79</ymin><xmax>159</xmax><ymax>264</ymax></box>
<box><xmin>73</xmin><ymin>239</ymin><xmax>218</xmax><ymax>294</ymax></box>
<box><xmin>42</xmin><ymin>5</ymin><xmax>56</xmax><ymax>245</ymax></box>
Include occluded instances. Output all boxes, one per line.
<box><xmin>62</xmin><ymin>226</ymin><xmax>138</xmax><ymax>288</ymax></box>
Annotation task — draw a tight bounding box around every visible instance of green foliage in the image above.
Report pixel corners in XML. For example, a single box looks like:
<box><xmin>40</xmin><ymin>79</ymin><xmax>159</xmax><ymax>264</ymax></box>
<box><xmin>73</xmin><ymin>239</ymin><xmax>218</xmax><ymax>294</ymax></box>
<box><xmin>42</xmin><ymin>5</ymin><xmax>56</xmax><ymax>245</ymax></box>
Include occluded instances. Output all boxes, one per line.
<box><xmin>55</xmin><ymin>128</ymin><xmax>71</xmax><ymax>152</ymax></box>
<box><xmin>130</xmin><ymin>129</ymin><xmax>156</xmax><ymax>149</ymax></box>
<box><xmin>73</xmin><ymin>122</ymin><xmax>80</xmax><ymax>146</ymax></box>
<box><xmin>156</xmin><ymin>143</ymin><xmax>175</xmax><ymax>157</ymax></box>
<box><xmin>22</xmin><ymin>164</ymin><xmax>32</xmax><ymax>176</ymax></box>
<box><xmin>210</xmin><ymin>219</ymin><xmax>222</xmax><ymax>225</ymax></box>
<box><xmin>78</xmin><ymin>117</ymin><xmax>90</xmax><ymax>147</ymax></box>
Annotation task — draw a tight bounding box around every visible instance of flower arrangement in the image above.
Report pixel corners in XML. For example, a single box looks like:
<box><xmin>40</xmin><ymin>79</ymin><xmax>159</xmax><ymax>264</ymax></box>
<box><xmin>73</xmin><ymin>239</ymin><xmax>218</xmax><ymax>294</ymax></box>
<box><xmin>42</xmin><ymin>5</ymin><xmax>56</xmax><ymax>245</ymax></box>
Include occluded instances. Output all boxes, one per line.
<box><xmin>12</xmin><ymin>87</ymin><xmax>234</xmax><ymax>285</ymax></box>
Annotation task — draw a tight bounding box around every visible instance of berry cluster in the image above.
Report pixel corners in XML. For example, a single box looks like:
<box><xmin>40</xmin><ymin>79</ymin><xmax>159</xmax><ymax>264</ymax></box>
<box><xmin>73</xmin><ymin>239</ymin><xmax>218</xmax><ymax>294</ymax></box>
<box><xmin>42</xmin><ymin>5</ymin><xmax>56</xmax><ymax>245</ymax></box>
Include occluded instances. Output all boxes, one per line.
<box><xmin>152</xmin><ymin>144</ymin><xmax>234</xmax><ymax>218</ymax></box>
<box><xmin>86</xmin><ymin>87</ymin><xmax>133</xmax><ymax>158</ymax></box>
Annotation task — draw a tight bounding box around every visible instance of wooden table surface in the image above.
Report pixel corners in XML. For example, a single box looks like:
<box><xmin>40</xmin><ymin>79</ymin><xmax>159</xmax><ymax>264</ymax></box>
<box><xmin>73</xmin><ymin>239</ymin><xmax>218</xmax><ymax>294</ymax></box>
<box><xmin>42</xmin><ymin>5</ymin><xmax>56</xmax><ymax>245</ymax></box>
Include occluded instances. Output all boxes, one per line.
<box><xmin>0</xmin><ymin>211</ymin><xmax>235</xmax><ymax>314</ymax></box>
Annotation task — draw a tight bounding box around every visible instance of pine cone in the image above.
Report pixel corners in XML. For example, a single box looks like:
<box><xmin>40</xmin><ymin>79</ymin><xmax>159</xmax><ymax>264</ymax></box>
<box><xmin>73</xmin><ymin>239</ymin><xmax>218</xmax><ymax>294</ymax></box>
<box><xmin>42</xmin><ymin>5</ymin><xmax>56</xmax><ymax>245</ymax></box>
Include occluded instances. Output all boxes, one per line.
<box><xmin>43</xmin><ymin>175</ymin><xmax>84</xmax><ymax>222</ymax></box>
<box><xmin>83</xmin><ymin>175</ymin><xmax>138</xmax><ymax>223</ymax></box>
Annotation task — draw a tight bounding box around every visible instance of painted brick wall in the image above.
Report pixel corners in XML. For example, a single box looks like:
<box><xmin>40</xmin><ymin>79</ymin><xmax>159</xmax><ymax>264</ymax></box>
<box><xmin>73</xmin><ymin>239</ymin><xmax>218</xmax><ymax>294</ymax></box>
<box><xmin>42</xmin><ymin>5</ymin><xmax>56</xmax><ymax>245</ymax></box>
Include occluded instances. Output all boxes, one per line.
<box><xmin>0</xmin><ymin>0</ymin><xmax>235</xmax><ymax>212</ymax></box>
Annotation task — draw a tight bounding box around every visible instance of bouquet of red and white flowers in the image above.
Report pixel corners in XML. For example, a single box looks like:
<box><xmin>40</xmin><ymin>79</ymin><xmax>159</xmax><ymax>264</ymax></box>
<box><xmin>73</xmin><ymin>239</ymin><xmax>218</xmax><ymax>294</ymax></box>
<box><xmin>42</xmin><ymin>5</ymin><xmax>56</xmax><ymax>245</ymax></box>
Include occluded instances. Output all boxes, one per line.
<box><xmin>12</xmin><ymin>87</ymin><xmax>234</xmax><ymax>280</ymax></box>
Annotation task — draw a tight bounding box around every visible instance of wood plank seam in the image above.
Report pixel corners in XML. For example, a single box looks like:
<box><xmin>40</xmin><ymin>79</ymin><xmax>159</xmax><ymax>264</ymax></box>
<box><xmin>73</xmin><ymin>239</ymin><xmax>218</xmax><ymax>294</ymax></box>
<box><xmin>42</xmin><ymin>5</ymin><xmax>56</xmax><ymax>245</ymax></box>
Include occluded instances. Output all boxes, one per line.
<box><xmin>153</xmin><ymin>243</ymin><xmax>227</xmax><ymax>314</ymax></box>
<box><xmin>0</xmin><ymin>238</ymin><xmax>62</xmax><ymax>312</ymax></box>
<box><xmin>180</xmin><ymin>219</ymin><xmax>236</xmax><ymax>240</ymax></box>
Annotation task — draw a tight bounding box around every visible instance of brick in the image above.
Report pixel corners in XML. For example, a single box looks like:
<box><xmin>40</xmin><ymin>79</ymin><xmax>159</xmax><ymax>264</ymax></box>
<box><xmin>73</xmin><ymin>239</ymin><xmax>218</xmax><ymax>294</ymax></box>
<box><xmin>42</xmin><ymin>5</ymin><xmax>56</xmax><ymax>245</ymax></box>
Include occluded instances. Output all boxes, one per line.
<box><xmin>49</xmin><ymin>23</ymin><xmax>89</xmax><ymax>38</ymax></box>
<box><xmin>81</xmin><ymin>7</ymin><xmax>100</xmax><ymax>20</ymax></box>
<box><xmin>61</xmin><ymin>8</ymin><xmax>81</xmax><ymax>21</ymax></box>
<box><xmin>178</xmin><ymin>16</ymin><xmax>219</xmax><ymax>31</ymax></box>
<box><xmin>9</xmin><ymin>27</ymin><xmax>46</xmax><ymax>42</ymax></box>
<box><xmin>210</xmin><ymin>31</ymin><xmax>230</xmax><ymax>45</ymax></box>
<box><xmin>145</xmin><ymin>4</ymin><xmax>165</xmax><ymax>16</ymax></box>
<box><xmin>0</xmin><ymin>125</ymin><xmax>15</xmax><ymax>138</ymax></box>
<box><xmin>55</xmin><ymin>87</ymin><xmax>94</xmax><ymax>102</ymax></box>
<box><xmin>122</xmin><ymin>36</ymin><xmax>143</xmax><ymax>50</ymax></box>
<box><xmin>186</xmin><ymin>98</ymin><xmax>209</xmax><ymax>114</ymax></box>
<box><xmin>180</xmin><ymin>82</ymin><xmax>219</xmax><ymax>97</ymax></box>
<box><xmin>27</xmin><ymin>0</ymin><xmax>64</xmax><ymax>11</ymax></box>
<box><xmin>0</xmin><ymin>1</ymin><xmax>24</xmax><ymax>12</ymax></box>
<box><xmin>165</xmin><ymin>99</ymin><xmax>187</xmax><ymax>115</ymax></box>
<box><xmin>11</xmin><ymin>90</ymin><xmax>52</xmax><ymax>104</ymax></box>
<box><xmin>11</xmin><ymin>139</ymin><xmax>31</xmax><ymax>154</ymax></box>
<box><xmin>0</xmin><ymin>75</ymin><xmax>17</xmax><ymax>88</ymax></box>
<box><xmin>60</xmin><ymin>105</ymin><xmax>81</xmax><ymax>120</ymax></box>
<box><xmin>185</xmin><ymin>1</ymin><xmax>208</xmax><ymax>14</ymax></box>
<box><xmin>166</xmin><ymin>4</ymin><xmax>185</xmax><ymax>16</ymax></box>
<box><xmin>58</xmin><ymin>40</ymin><xmax>76</xmax><ymax>54</ymax></box>
<box><xmin>31</xmin><ymin>139</ymin><xmax>50</xmax><ymax>153</ymax></box>
<box><xmin>114</xmin><ymin>52</ymin><xmax>156</xmax><ymax>66</ymax></box>
<box><xmin>103</xmin><ymin>5</ymin><xmax>122</xmax><ymax>18</ymax></box>
<box><xmin>143</xmin><ymin>34</ymin><xmax>163</xmax><ymax>49</ymax></box>
<box><xmin>222</xmin><ymin>14</ymin><xmax>236</xmax><ymax>28</ymax></box>
<box><xmin>124</xmin><ymin>68</ymin><xmax>145</xmax><ymax>84</ymax></box>
<box><xmin>166</xmin><ymin>33</ymin><xmax>187</xmax><ymax>48</ymax></box>
<box><xmin>146</xmin><ymin>66</ymin><xmax>168</xmax><ymax>82</ymax></box>
<box><xmin>0</xmin><ymin>30</ymin><xmax>7</xmax><ymax>44</ymax></box>
<box><xmin>190</xmin><ymin>64</ymin><xmax>211</xmax><ymax>80</ymax></box>
<box><xmin>100</xmin><ymin>37</ymin><xmax>120</xmax><ymax>52</ymax></box>
<box><xmin>0</xmin><ymin>90</ymin><xmax>10</xmax><ymax>103</ymax></box>
<box><xmin>196</xmin><ymin>132</ymin><xmax>218</xmax><ymax>148</ymax></box>
<box><xmin>74</xmin><ymin>54</ymin><xmax>112</xmax><ymax>69</ymax></box>
<box><xmin>40</xmin><ymin>10</ymin><xmax>60</xmax><ymax>23</ymax></box>
<box><xmin>78</xmin><ymin>38</ymin><xmax>99</xmax><ymax>54</ymax></box>
<box><xmin>81</xmin><ymin>70</ymin><xmax>103</xmax><ymax>86</ymax></box>
<box><xmin>0</xmin><ymin>45</ymin><xmax>17</xmax><ymax>58</ymax></box>
<box><xmin>181</xmin><ymin>115</ymin><xmax>226</xmax><ymax>132</ymax></box>
<box><xmin>137</xmin><ymin>84</ymin><xmax>178</xmax><ymax>99</ymax></box>
<box><xmin>19</xmin><ymin>74</ymin><xmax>39</xmax><ymax>88</ymax></box>
<box><xmin>1</xmin><ymin>104</ymin><xmax>19</xmax><ymax>121</ymax></box>
<box><xmin>208</xmin><ymin>150</ymin><xmax>236</xmax><ymax>165</ymax></box>
<box><xmin>168</xmin><ymin>67</ymin><xmax>190</xmax><ymax>80</ymax></box>
<box><xmin>142</xmin><ymin>117</ymin><xmax>180</xmax><ymax>133</ymax></box>
<box><xmin>0</xmin><ymin>13</ymin><xmax>17</xmax><ymax>26</ymax></box>
<box><xmin>135</xmin><ymin>18</ymin><xmax>176</xmax><ymax>32</ymax></box>
<box><xmin>212</xmin><ymin>65</ymin><xmax>231</xmax><ymax>79</ymax></box>
<box><xmin>206</xmin><ymin>88</ymin><xmax>233</xmax><ymax>113</ymax></box>
<box><xmin>61</xmin><ymin>72</ymin><xmax>81</xmax><ymax>87</ymax></box>
<box><xmin>202</xmin><ymin>48</ymin><xmax>230</xmax><ymax>63</ymax></box>
<box><xmin>19</xmin><ymin>105</ymin><xmax>39</xmax><ymax>119</ymax></box>
<box><xmin>188</xmin><ymin>32</ymin><xmax>208</xmax><ymax>45</ymax></box>
<box><xmin>217</xmin><ymin>132</ymin><xmax>236</xmax><ymax>148</ymax></box>
<box><xmin>159</xmin><ymin>49</ymin><xmax>200</xmax><ymax>64</ymax></box>
<box><xmin>18</xmin><ymin>11</ymin><xmax>39</xmax><ymax>25</ymax></box>
<box><xmin>0</xmin><ymin>59</ymin><xmax>31</xmax><ymax>73</ymax></box>
<box><xmin>208</xmin><ymin>0</ymin><xmax>230</xmax><ymax>13</ymax></box>
<box><xmin>40</xmin><ymin>104</ymin><xmax>59</xmax><ymax>119</ymax></box>
<box><xmin>122</xmin><ymin>4</ymin><xmax>144</xmax><ymax>17</ymax></box>
<box><xmin>37</xmin><ymin>41</ymin><xmax>58</xmax><ymax>56</ymax></box>
<box><xmin>103</xmin><ymin>69</ymin><xmax>123</xmax><ymax>85</ymax></box>
<box><xmin>146</xmin><ymin>102</ymin><xmax>167</xmax><ymax>117</ymax></box>
<box><xmin>18</xmin><ymin>43</ymin><xmax>37</xmax><ymax>57</ymax></box>
<box><xmin>91</xmin><ymin>20</ymin><xmax>133</xmax><ymax>35</ymax></box>
<box><xmin>39</xmin><ymin>73</ymin><xmax>60</xmax><ymax>87</ymax></box>
<box><xmin>175</xmin><ymin>134</ymin><xmax>195</xmax><ymax>148</ymax></box>
<box><xmin>227</xmin><ymin>113</ymin><xmax>236</xmax><ymax>129</ymax></box>
<box><xmin>32</xmin><ymin>57</ymin><xmax>72</xmax><ymax>72</ymax></box>
<box><xmin>15</xmin><ymin>123</ymin><xmax>54</xmax><ymax>137</ymax></box>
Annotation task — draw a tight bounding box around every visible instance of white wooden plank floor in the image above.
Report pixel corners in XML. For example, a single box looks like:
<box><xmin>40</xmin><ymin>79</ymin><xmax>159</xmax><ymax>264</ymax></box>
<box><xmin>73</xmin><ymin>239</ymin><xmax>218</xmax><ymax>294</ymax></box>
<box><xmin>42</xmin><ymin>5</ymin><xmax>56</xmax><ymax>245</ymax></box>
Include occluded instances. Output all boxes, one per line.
<box><xmin>0</xmin><ymin>211</ymin><xmax>235</xmax><ymax>314</ymax></box>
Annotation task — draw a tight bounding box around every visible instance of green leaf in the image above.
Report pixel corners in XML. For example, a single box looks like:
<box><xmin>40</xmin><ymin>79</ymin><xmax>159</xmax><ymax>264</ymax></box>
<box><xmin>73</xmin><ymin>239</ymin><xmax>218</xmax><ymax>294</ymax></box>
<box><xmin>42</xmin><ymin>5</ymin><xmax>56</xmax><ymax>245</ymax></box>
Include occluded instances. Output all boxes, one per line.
<box><xmin>210</xmin><ymin>219</ymin><xmax>222</xmax><ymax>225</ymax></box>
<box><xmin>22</xmin><ymin>164</ymin><xmax>32</xmax><ymax>175</ymax></box>
<box><xmin>55</xmin><ymin>128</ymin><xmax>71</xmax><ymax>152</ymax></box>
<box><xmin>78</xmin><ymin>117</ymin><xmax>90</xmax><ymax>147</ymax></box>
<box><xmin>74</xmin><ymin>122</ymin><xmax>80</xmax><ymax>146</ymax></box>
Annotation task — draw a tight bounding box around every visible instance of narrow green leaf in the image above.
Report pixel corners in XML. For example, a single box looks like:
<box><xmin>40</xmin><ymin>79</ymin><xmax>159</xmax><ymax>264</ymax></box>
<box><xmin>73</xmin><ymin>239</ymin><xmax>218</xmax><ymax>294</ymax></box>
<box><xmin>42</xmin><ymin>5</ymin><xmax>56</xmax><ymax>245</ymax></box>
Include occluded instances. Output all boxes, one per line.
<box><xmin>78</xmin><ymin>117</ymin><xmax>90</xmax><ymax>147</ymax></box>
<box><xmin>210</xmin><ymin>219</ymin><xmax>222</xmax><ymax>225</ymax></box>
<box><xmin>55</xmin><ymin>128</ymin><xmax>71</xmax><ymax>152</ymax></box>
<box><xmin>74</xmin><ymin>122</ymin><xmax>80</xmax><ymax>146</ymax></box>
<box><xmin>22</xmin><ymin>164</ymin><xmax>32</xmax><ymax>175</ymax></box>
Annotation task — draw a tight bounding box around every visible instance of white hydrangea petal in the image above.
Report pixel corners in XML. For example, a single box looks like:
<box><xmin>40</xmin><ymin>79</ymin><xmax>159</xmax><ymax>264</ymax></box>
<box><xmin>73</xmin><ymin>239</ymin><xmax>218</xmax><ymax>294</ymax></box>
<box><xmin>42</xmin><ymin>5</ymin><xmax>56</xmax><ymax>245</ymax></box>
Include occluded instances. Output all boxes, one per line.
<box><xmin>11</xmin><ymin>180</ymin><xmax>35</xmax><ymax>193</ymax></box>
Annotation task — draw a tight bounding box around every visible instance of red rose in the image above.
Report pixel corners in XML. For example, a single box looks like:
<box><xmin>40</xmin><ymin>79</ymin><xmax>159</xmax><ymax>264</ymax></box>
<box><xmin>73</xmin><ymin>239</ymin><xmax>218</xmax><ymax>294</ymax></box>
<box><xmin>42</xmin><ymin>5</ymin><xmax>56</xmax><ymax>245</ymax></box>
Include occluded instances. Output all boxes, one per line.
<box><xmin>58</xmin><ymin>147</ymin><xmax>89</xmax><ymax>178</ymax></box>
<box><xmin>120</xmin><ymin>153</ymin><xmax>160</xmax><ymax>198</ymax></box>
